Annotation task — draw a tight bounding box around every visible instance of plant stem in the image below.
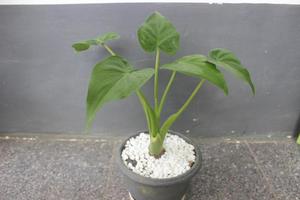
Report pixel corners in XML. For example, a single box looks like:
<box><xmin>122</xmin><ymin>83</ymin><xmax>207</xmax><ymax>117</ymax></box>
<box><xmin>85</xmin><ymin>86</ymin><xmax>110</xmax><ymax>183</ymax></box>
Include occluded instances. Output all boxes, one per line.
<box><xmin>154</xmin><ymin>48</ymin><xmax>160</xmax><ymax>113</ymax></box>
<box><xmin>149</xmin><ymin>133</ymin><xmax>164</xmax><ymax>157</ymax></box>
<box><xmin>158</xmin><ymin>71</ymin><xmax>176</xmax><ymax>115</ymax></box>
<box><xmin>136</xmin><ymin>90</ymin><xmax>152</xmax><ymax>133</ymax></box>
<box><xmin>175</xmin><ymin>79</ymin><xmax>206</xmax><ymax>117</ymax></box>
<box><xmin>136</xmin><ymin>90</ymin><xmax>159</xmax><ymax>138</ymax></box>
<box><xmin>159</xmin><ymin>79</ymin><xmax>206</xmax><ymax>141</ymax></box>
<box><xmin>102</xmin><ymin>43</ymin><xmax>116</xmax><ymax>56</ymax></box>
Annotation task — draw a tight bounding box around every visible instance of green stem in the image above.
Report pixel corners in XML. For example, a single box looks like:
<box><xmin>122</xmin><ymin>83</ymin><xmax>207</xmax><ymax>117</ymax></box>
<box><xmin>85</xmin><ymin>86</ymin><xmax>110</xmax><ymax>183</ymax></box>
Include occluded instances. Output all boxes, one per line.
<box><xmin>154</xmin><ymin>48</ymin><xmax>160</xmax><ymax>113</ymax></box>
<box><xmin>149</xmin><ymin>134</ymin><xmax>164</xmax><ymax>157</ymax></box>
<box><xmin>102</xmin><ymin>43</ymin><xmax>116</xmax><ymax>56</ymax></box>
<box><xmin>158</xmin><ymin>71</ymin><xmax>176</xmax><ymax>115</ymax></box>
<box><xmin>136</xmin><ymin>90</ymin><xmax>159</xmax><ymax>137</ymax></box>
<box><xmin>175</xmin><ymin>79</ymin><xmax>206</xmax><ymax>117</ymax></box>
<box><xmin>136</xmin><ymin>90</ymin><xmax>152</xmax><ymax>134</ymax></box>
<box><xmin>159</xmin><ymin>79</ymin><xmax>206</xmax><ymax>140</ymax></box>
<box><xmin>154</xmin><ymin>80</ymin><xmax>206</xmax><ymax>155</ymax></box>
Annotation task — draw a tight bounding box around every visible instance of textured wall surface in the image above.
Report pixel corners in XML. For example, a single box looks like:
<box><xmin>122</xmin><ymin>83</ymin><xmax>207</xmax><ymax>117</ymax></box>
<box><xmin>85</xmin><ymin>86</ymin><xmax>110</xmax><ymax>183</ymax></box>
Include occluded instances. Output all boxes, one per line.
<box><xmin>0</xmin><ymin>4</ymin><xmax>299</xmax><ymax>137</ymax></box>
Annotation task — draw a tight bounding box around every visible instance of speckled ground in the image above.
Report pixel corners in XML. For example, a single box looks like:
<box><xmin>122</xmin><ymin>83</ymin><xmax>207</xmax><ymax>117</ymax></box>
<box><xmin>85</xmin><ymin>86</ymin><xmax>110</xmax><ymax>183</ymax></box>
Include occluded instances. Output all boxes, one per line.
<box><xmin>0</xmin><ymin>134</ymin><xmax>299</xmax><ymax>200</ymax></box>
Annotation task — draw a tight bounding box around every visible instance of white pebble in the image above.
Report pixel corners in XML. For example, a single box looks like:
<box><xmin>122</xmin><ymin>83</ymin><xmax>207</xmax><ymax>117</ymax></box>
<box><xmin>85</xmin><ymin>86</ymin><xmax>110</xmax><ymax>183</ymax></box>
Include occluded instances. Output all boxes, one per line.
<box><xmin>121</xmin><ymin>133</ymin><xmax>196</xmax><ymax>179</ymax></box>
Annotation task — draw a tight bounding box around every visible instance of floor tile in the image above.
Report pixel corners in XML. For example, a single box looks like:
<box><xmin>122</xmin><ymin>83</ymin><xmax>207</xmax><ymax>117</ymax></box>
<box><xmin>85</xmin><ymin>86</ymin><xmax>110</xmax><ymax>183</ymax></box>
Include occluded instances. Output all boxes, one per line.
<box><xmin>187</xmin><ymin>142</ymin><xmax>272</xmax><ymax>200</ymax></box>
<box><xmin>248</xmin><ymin>142</ymin><xmax>300</xmax><ymax>200</ymax></box>
<box><xmin>0</xmin><ymin>139</ymin><xmax>113</xmax><ymax>200</ymax></box>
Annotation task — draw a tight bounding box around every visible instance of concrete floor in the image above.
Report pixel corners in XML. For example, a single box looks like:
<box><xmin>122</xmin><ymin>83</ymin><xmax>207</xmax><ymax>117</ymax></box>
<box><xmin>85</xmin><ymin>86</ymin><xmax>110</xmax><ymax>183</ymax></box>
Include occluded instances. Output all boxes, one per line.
<box><xmin>0</xmin><ymin>134</ymin><xmax>299</xmax><ymax>200</ymax></box>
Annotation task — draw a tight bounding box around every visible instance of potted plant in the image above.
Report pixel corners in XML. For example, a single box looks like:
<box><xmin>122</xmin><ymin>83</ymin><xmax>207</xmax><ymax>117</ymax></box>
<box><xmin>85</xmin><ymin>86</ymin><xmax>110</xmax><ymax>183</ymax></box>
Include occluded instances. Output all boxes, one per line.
<box><xmin>73</xmin><ymin>11</ymin><xmax>255</xmax><ymax>200</ymax></box>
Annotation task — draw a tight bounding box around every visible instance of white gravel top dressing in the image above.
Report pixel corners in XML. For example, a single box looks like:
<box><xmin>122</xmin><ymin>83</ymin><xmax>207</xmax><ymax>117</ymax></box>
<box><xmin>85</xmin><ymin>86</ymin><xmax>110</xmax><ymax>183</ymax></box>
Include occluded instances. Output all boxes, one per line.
<box><xmin>121</xmin><ymin>133</ymin><xmax>196</xmax><ymax>179</ymax></box>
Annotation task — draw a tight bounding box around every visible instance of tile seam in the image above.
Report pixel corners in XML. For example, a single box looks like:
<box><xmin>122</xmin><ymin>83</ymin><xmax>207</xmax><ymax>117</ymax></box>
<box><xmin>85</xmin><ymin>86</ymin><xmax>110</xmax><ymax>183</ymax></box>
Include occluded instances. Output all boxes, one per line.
<box><xmin>245</xmin><ymin>141</ymin><xmax>279</xmax><ymax>200</ymax></box>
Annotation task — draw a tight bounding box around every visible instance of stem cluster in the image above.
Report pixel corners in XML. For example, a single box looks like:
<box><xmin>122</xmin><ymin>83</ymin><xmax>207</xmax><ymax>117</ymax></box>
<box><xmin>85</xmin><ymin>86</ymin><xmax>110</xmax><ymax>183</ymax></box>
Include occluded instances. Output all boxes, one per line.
<box><xmin>103</xmin><ymin>45</ymin><xmax>205</xmax><ymax>157</ymax></box>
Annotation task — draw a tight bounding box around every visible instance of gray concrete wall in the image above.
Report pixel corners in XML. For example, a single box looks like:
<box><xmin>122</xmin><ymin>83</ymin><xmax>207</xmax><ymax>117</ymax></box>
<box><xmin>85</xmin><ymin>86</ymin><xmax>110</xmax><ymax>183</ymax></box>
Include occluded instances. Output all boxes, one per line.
<box><xmin>0</xmin><ymin>3</ymin><xmax>299</xmax><ymax>137</ymax></box>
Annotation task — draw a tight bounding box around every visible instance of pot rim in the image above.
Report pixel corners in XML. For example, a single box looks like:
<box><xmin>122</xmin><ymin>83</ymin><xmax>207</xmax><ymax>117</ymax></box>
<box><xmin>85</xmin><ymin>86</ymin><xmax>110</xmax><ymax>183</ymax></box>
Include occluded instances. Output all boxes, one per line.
<box><xmin>117</xmin><ymin>130</ymin><xmax>202</xmax><ymax>186</ymax></box>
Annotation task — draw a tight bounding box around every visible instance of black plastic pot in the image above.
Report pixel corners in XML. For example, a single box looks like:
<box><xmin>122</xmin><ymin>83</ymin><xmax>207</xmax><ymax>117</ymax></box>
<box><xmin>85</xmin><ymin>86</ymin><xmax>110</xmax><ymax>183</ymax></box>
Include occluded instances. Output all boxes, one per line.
<box><xmin>117</xmin><ymin>130</ymin><xmax>202</xmax><ymax>200</ymax></box>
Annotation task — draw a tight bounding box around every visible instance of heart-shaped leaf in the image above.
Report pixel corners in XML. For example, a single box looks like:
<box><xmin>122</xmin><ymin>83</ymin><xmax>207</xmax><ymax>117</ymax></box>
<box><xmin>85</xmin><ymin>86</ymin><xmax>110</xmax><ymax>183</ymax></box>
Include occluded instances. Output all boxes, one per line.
<box><xmin>208</xmin><ymin>48</ymin><xmax>255</xmax><ymax>94</ymax></box>
<box><xmin>72</xmin><ymin>32</ymin><xmax>120</xmax><ymax>52</ymax></box>
<box><xmin>137</xmin><ymin>11</ymin><xmax>180</xmax><ymax>55</ymax></box>
<box><xmin>161</xmin><ymin>55</ymin><xmax>228</xmax><ymax>94</ymax></box>
<box><xmin>86</xmin><ymin>56</ymin><xmax>154</xmax><ymax>129</ymax></box>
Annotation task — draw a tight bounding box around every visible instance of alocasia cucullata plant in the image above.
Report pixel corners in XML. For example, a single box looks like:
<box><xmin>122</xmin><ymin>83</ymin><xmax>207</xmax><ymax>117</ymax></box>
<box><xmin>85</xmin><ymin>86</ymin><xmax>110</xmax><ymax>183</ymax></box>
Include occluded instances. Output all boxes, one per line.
<box><xmin>73</xmin><ymin>12</ymin><xmax>255</xmax><ymax>157</ymax></box>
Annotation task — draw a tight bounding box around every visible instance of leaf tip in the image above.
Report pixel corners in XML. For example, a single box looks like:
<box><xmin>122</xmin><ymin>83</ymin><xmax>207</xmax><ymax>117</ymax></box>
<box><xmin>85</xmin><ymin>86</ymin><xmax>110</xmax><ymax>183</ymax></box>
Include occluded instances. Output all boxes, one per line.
<box><xmin>297</xmin><ymin>135</ymin><xmax>300</xmax><ymax>145</ymax></box>
<box><xmin>224</xmin><ymin>86</ymin><xmax>229</xmax><ymax>96</ymax></box>
<box><xmin>251</xmin><ymin>84</ymin><xmax>256</xmax><ymax>96</ymax></box>
<box><xmin>84</xmin><ymin>127</ymin><xmax>90</xmax><ymax>135</ymax></box>
<box><xmin>85</xmin><ymin>116</ymin><xmax>93</xmax><ymax>134</ymax></box>
<box><xmin>153</xmin><ymin>11</ymin><xmax>162</xmax><ymax>16</ymax></box>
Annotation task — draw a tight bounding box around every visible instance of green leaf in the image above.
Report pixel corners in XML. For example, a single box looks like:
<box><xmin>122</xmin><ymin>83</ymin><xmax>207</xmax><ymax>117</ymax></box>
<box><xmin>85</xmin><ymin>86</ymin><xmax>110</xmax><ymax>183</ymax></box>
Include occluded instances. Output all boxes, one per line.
<box><xmin>72</xmin><ymin>42</ymin><xmax>91</xmax><ymax>52</ymax></box>
<box><xmin>208</xmin><ymin>48</ymin><xmax>255</xmax><ymax>94</ymax></box>
<box><xmin>72</xmin><ymin>32</ymin><xmax>120</xmax><ymax>52</ymax></box>
<box><xmin>137</xmin><ymin>11</ymin><xmax>180</xmax><ymax>55</ymax></box>
<box><xmin>86</xmin><ymin>56</ymin><xmax>154</xmax><ymax>129</ymax></box>
<box><xmin>96</xmin><ymin>32</ymin><xmax>120</xmax><ymax>44</ymax></box>
<box><xmin>297</xmin><ymin>134</ymin><xmax>300</xmax><ymax>145</ymax></box>
<box><xmin>72</xmin><ymin>39</ymin><xmax>99</xmax><ymax>52</ymax></box>
<box><xmin>161</xmin><ymin>55</ymin><xmax>228</xmax><ymax>95</ymax></box>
